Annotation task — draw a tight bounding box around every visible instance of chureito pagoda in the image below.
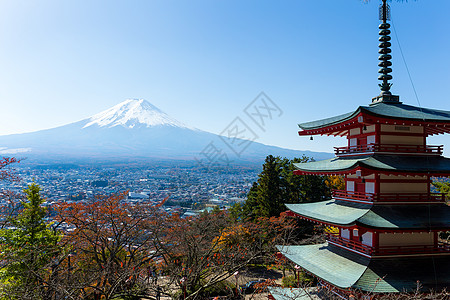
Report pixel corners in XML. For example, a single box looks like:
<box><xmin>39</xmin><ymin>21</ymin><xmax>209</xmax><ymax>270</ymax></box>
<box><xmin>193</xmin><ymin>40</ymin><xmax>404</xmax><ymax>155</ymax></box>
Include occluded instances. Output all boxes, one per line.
<box><xmin>269</xmin><ymin>0</ymin><xmax>450</xmax><ymax>299</ymax></box>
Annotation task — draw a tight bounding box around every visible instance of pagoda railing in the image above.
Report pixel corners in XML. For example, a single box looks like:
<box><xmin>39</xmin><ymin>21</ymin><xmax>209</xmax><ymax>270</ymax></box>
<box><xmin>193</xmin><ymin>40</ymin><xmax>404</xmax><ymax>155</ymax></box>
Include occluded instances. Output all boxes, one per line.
<box><xmin>333</xmin><ymin>190</ymin><xmax>374</xmax><ymax>203</ymax></box>
<box><xmin>327</xmin><ymin>234</ymin><xmax>450</xmax><ymax>256</ymax></box>
<box><xmin>327</xmin><ymin>234</ymin><xmax>373</xmax><ymax>255</ymax></box>
<box><xmin>334</xmin><ymin>143</ymin><xmax>443</xmax><ymax>156</ymax></box>
<box><xmin>332</xmin><ymin>189</ymin><xmax>447</xmax><ymax>204</ymax></box>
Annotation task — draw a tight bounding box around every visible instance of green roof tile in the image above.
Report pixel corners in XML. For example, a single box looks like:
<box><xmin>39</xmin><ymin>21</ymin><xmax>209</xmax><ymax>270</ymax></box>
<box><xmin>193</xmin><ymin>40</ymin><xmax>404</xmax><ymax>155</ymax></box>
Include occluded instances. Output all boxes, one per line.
<box><xmin>276</xmin><ymin>244</ymin><xmax>370</xmax><ymax>289</ymax></box>
<box><xmin>286</xmin><ymin>200</ymin><xmax>371</xmax><ymax>226</ymax></box>
<box><xmin>355</xmin><ymin>256</ymin><xmax>450</xmax><ymax>293</ymax></box>
<box><xmin>287</xmin><ymin>200</ymin><xmax>450</xmax><ymax>229</ymax></box>
<box><xmin>364</xmin><ymin>102</ymin><xmax>450</xmax><ymax>122</ymax></box>
<box><xmin>299</xmin><ymin>102</ymin><xmax>450</xmax><ymax>130</ymax></box>
<box><xmin>294</xmin><ymin>155</ymin><xmax>450</xmax><ymax>174</ymax></box>
<box><xmin>359</xmin><ymin>205</ymin><xmax>450</xmax><ymax>229</ymax></box>
<box><xmin>299</xmin><ymin>111</ymin><xmax>355</xmax><ymax>130</ymax></box>
<box><xmin>278</xmin><ymin>243</ymin><xmax>450</xmax><ymax>293</ymax></box>
<box><xmin>268</xmin><ymin>287</ymin><xmax>322</xmax><ymax>300</ymax></box>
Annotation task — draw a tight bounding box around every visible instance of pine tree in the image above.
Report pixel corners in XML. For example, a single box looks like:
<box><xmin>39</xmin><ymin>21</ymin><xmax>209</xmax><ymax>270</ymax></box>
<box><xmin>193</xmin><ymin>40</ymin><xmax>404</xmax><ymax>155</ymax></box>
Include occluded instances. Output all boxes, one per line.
<box><xmin>432</xmin><ymin>179</ymin><xmax>450</xmax><ymax>243</ymax></box>
<box><xmin>243</xmin><ymin>155</ymin><xmax>331</xmax><ymax>220</ymax></box>
<box><xmin>0</xmin><ymin>183</ymin><xmax>62</xmax><ymax>298</ymax></box>
<box><xmin>256</xmin><ymin>155</ymin><xmax>284</xmax><ymax>218</ymax></box>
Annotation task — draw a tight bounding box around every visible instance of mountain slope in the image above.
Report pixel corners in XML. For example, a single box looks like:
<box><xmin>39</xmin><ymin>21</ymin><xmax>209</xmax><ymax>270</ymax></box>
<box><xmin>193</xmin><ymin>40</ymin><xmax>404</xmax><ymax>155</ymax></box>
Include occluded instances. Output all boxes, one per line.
<box><xmin>0</xmin><ymin>99</ymin><xmax>332</xmax><ymax>164</ymax></box>
<box><xmin>83</xmin><ymin>99</ymin><xmax>193</xmax><ymax>129</ymax></box>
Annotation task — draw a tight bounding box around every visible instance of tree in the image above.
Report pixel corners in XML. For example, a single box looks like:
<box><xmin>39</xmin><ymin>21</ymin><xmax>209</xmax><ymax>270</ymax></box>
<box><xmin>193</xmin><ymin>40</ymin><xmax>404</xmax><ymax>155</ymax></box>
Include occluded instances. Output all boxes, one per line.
<box><xmin>282</xmin><ymin>156</ymin><xmax>331</xmax><ymax>204</ymax></box>
<box><xmin>156</xmin><ymin>211</ymin><xmax>255</xmax><ymax>299</ymax></box>
<box><xmin>257</xmin><ymin>155</ymin><xmax>285</xmax><ymax>218</ymax></box>
<box><xmin>432</xmin><ymin>179</ymin><xmax>450</xmax><ymax>199</ymax></box>
<box><xmin>0</xmin><ymin>157</ymin><xmax>21</xmax><ymax>229</ymax></box>
<box><xmin>432</xmin><ymin>179</ymin><xmax>450</xmax><ymax>243</ymax></box>
<box><xmin>0</xmin><ymin>157</ymin><xmax>19</xmax><ymax>182</ymax></box>
<box><xmin>53</xmin><ymin>192</ymin><xmax>301</xmax><ymax>300</ymax></box>
<box><xmin>325</xmin><ymin>175</ymin><xmax>345</xmax><ymax>191</ymax></box>
<box><xmin>241</xmin><ymin>182</ymin><xmax>259</xmax><ymax>220</ymax></box>
<box><xmin>242</xmin><ymin>155</ymin><xmax>285</xmax><ymax>220</ymax></box>
<box><xmin>242</xmin><ymin>155</ymin><xmax>331</xmax><ymax>220</ymax></box>
<box><xmin>56</xmin><ymin>192</ymin><xmax>162</xmax><ymax>300</ymax></box>
<box><xmin>0</xmin><ymin>183</ymin><xmax>63</xmax><ymax>299</ymax></box>
<box><xmin>156</xmin><ymin>210</ymin><xmax>299</xmax><ymax>300</ymax></box>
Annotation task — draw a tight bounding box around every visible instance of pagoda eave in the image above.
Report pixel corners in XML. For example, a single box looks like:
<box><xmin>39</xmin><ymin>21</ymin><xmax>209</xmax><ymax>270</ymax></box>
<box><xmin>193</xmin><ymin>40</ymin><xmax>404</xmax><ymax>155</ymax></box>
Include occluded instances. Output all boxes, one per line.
<box><xmin>293</xmin><ymin>168</ymin><xmax>450</xmax><ymax>177</ymax></box>
<box><xmin>298</xmin><ymin>103</ymin><xmax>450</xmax><ymax>137</ymax></box>
<box><xmin>293</xmin><ymin>167</ymin><xmax>368</xmax><ymax>176</ymax></box>
<box><xmin>286</xmin><ymin>210</ymin><xmax>358</xmax><ymax>228</ymax></box>
<box><xmin>285</xmin><ymin>201</ymin><xmax>370</xmax><ymax>227</ymax></box>
<box><xmin>286</xmin><ymin>201</ymin><xmax>450</xmax><ymax>230</ymax></box>
<box><xmin>288</xmin><ymin>211</ymin><xmax>450</xmax><ymax>233</ymax></box>
<box><xmin>268</xmin><ymin>287</ymin><xmax>324</xmax><ymax>300</ymax></box>
<box><xmin>277</xmin><ymin>244</ymin><xmax>369</xmax><ymax>290</ymax></box>
<box><xmin>277</xmin><ymin>244</ymin><xmax>450</xmax><ymax>293</ymax></box>
<box><xmin>293</xmin><ymin>155</ymin><xmax>450</xmax><ymax>176</ymax></box>
<box><xmin>298</xmin><ymin>112</ymin><xmax>362</xmax><ymax>137</ymax></box>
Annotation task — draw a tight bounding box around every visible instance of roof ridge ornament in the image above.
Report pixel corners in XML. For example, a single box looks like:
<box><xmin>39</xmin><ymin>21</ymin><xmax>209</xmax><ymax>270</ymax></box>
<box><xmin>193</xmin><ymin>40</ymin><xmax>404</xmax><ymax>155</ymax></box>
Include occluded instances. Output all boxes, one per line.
<box><xmin>371</xmin><ymin>0</ymin><xmax>401</xmax><ymax>105</ymax></box>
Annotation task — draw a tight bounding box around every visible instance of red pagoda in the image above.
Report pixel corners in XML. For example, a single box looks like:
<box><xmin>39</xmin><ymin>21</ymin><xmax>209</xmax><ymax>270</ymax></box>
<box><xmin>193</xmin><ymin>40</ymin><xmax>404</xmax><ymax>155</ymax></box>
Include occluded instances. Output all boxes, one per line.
<box><xmin>270</xmin><ymin>1</ymin><xmax>450</xmax><ymax>299</ymax></box>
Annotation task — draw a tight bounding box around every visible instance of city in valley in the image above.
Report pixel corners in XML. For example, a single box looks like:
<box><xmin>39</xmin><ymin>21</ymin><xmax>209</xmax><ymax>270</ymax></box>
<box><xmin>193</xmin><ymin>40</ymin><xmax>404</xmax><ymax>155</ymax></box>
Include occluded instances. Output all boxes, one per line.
<box><xmin>1</xmin><ymin>162</ymin><xmax>259</xmax><ymax>217</ymax></box>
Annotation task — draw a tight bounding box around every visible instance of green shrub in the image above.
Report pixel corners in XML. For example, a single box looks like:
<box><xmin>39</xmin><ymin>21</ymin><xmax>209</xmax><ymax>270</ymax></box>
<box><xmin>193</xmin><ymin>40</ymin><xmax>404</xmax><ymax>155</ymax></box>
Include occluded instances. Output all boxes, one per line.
<box><xmin>202</xmin><ymin>280</ymin><xmax>235</xmax><ymax>297</ymax></box>
<box><xmin>282</xmin><ymin>272</ymin><xmax>313</xmax><ymax>287</ymax></box>
<box><xmin>282</xmin><ymin>275</ymin><xmax>297</xmax><ymax>287</ymax></box>
<box><xmin>173</xmin><ymin>280</ymin><xmax>235</xmax><ymax>299</ymax></box>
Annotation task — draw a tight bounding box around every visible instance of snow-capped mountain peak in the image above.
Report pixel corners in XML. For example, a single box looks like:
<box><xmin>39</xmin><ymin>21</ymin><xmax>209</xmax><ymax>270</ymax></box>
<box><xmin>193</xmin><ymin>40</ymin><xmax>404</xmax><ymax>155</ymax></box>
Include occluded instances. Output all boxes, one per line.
<box><xmin>83</xmin><ymin>99</ymin><xmax>192</xmax><ymax>129</ymax></box>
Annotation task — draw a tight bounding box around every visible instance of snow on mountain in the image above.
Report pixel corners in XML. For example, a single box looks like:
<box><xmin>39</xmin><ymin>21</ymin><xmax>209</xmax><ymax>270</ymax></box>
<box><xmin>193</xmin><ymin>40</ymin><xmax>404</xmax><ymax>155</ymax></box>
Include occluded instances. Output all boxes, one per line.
<box><xmin>0</xmin><ymin>98</ymin><xmax>333</xmax><ymax>164</ymax></box>
<box><xmin>83</xmin><ymin>99</ymin><xmax>194</xmax><ymax>129</ymax></box>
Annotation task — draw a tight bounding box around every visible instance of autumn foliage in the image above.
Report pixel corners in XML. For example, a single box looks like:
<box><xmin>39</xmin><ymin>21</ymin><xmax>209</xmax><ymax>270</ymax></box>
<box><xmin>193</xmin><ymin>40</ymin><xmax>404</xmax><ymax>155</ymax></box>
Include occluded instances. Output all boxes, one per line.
<box><xmin>55</xmin><ymin>192</ymin><xmax>162</xmax><ymax>299</ymax></box>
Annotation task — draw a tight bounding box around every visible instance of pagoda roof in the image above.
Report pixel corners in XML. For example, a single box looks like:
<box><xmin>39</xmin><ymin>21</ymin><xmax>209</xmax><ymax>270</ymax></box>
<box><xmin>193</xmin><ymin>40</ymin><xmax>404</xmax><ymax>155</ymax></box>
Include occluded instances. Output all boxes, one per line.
<box><xmin>277</xmin><ymin>243</ymin><xmax>450</xmax><ymax>293</ymax></box>
<box><xmin>277</xmin><ymin>244</ymin><xmax>369</xmax><ymax>289</ymax></box>
<box><xmin>286</xmin><ymin>200</ymin><xmax>370</xmax><ymax>226</ymax></box>
<box><xmin>300</xmin><ymin>110</ymin><xmax>356</xmax><ymax>131</ymax></box>
<box><xmin>299</xmin><ymin>102</ymin><xmax>450</xmax><ymax>136</ymax></box>
<box><xmin>293</xmin><ymin>154</ymin><xmax>450</xmax><ymax>175</ymax></box>
<box><xmin>286</xmin><ymin>200</ymin><xmax>450</xmax><ymax>230</ymax></box>
<box><xmin>268</xmin><ymin>287</ymin><xmax>323</xmax><ymax>300</ymax></box>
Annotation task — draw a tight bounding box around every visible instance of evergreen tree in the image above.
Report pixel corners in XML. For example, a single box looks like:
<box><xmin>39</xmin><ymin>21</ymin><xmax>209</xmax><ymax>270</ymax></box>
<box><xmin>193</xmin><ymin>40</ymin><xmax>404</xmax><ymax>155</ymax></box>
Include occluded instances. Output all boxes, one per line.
<box><xmin>256</xmin><ymin>155</ymin><xmax>284</xmax><ymax>218</ymax></box>
<box><xmin>242</xmin><ymin>182</ymin><xmax>259</xmax><ymax>220</ymax></box>
<box><xmin>431</xmin><ymin>179</ymin><xmax>450</xmax><ymax>242</ymax></box>
<box><xmin>228</xmin><ymin>202</ymin><xmax>244</xmax><ymax>222</ymax></box>
<box><xmin>243</xmin><ymin>155</ymin><xmax>330</xmax><ymax>220</ymax></box>
<box><xmin>0</xmin><ymin>183</ymin><xmax>62</xmax><ymax>298</ymax></box>
<box><xmin>432</xmin><ymin>180</ymin><xmax>450</xmax><ymax>198</ymax></box>
<box><xmin>243</xmin><ymin>155</ymin><xmax>284</xmax><ymax>219</ymax></box>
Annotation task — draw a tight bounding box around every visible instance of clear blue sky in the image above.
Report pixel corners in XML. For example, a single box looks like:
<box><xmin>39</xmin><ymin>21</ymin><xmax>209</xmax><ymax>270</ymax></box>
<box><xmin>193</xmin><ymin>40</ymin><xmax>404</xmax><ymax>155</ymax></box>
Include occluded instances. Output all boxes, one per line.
<box><xmin>0</xmin><ymin>0</ymin><xmax>449</xmax><ymax>154</ymax></box>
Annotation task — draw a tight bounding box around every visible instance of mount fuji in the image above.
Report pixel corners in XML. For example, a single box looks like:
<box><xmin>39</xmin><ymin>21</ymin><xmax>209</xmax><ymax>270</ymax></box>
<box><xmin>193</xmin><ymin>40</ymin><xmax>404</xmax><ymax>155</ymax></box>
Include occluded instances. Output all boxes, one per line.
<box><xmin>0</xmin><ymin>99</ymin><xmax>331</xmax><ymax>165</ymax></box>
<box><xmin>83</xmin><ymin>99</ymin><xmax>194</xmax><ymax>130</ymax></box>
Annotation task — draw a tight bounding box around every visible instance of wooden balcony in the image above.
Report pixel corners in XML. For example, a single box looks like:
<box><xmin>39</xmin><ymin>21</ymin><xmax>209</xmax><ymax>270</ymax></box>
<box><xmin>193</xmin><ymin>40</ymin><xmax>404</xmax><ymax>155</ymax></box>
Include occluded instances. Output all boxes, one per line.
<box><xmin>327</xmin><ymin>234</ymin><xmax>373</xmax><ymax>256</ymax></box>
<box><xmin>332</xmin><ymin>189</ymin><xmax>447</xmax><ymax>204</ymax></box>
<box><xmin>327</xmin><ymin>234</ymin><xmax>450</xmax><ymax>257</ymax></box>
<box><xmin>334</xmin><ymin>144</ymin><xmax>443</xmax><ymax>156</ymax></box>
<box><xmin>332</xmin><ymin>190</ymin><xmax>373</xmax><ymax>203</ymax></box>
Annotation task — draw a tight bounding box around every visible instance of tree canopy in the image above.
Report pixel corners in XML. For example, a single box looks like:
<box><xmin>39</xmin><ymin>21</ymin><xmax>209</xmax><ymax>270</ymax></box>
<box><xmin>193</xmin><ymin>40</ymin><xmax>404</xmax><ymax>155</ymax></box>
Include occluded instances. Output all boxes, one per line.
<box><xmin>241</xmin><ymin>155</ymin><xmax>331</xmax><ymax>220</ymax></box>
<box><xmin>0</xmin><ymin>183</ymin><xmax>63</xmax><ymax>299</ymax></box>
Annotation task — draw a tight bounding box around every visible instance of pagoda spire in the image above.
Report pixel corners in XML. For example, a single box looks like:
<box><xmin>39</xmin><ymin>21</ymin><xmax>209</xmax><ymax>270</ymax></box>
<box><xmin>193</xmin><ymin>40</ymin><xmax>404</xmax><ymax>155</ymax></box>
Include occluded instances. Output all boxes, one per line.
<box><xmin>372</xmin><ymin>0</ymin><xmax>400</xmax><ymax>104</ymax></box>
<box><xmin>378</xmin><ymin>0</ymin><xmax>392</xmax><ymax>94</ymax></box>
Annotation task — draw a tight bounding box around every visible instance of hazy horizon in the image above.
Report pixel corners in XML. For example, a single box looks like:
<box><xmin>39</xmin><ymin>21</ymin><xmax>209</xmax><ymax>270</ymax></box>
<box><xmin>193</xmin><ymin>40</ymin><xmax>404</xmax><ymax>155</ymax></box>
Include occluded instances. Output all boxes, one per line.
<box><xmin>1</xmin><ymin>0</ymin><xmax>449</xmax><ymax>154</ymax></box>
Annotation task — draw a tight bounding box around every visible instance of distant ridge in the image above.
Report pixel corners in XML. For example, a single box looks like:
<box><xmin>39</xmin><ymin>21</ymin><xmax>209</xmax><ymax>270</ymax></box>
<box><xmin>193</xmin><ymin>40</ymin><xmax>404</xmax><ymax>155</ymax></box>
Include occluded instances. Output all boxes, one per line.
<box><xmin>0</xmin><ymin>99</ymin><xmax>333</xmax><ymax>165</ymax></box>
